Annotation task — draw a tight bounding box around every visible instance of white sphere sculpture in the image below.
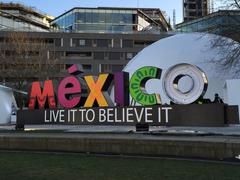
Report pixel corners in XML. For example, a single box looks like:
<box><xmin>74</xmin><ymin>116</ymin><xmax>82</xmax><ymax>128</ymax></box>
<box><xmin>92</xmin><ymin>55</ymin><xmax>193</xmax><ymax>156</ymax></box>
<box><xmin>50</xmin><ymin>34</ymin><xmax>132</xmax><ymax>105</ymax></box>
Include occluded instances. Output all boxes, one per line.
<box><xmin>123</xmin><ymin>33</ymin><xmax>240</xmax><ymax>104</ymax></box>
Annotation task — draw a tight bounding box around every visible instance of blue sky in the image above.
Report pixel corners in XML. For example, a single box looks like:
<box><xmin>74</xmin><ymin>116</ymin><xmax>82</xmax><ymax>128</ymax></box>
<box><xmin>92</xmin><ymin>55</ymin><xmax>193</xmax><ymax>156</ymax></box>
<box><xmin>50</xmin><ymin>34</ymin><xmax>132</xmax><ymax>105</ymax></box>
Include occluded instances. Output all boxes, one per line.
<box><xmin>3</xmin><ymin>0</ymin><xmax>183</xmax><ymax>24</ymax></box>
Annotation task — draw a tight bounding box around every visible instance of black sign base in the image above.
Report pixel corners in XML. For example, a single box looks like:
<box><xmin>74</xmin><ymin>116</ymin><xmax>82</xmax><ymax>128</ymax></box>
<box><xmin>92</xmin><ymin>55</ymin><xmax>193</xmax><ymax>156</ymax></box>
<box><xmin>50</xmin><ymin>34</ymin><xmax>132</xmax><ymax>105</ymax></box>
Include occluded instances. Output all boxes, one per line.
<box><xmin>17</xmin><ymin>104</ymin><xmax>239</xmax><ymax>128</ymax></box>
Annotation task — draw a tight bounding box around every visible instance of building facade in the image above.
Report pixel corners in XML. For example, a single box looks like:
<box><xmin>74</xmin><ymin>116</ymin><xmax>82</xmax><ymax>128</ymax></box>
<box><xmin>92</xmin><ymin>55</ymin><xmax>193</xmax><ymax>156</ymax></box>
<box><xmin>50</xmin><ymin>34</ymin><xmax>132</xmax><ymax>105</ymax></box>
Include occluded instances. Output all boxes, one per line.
<box><xmin>0</xmin><ymin>30</ymin><xmax>170</xmax><ymax>76</ymax></box>
<box><xmin>183</xmin><ymin>0</ymin><xmax>209</xmax><ymax>22</ymax></box>
<box><xmin>176</xmin><ymin>10</ymin><xmax>240</xmax><ymax>37</ymax></box>
<box><xmin>0</xmin><ymin>2</ymin><xmax>53</xmax><ymax>31</ymax></box>
<box><xmin>0</xmin><ymin>4</ymin><xmax>172</xmax><ymax>100</ymax></box>
<box><xmin>51</xmin><ymin>7</ymin><xmax>171</xmax><ymax>33</ymax></box>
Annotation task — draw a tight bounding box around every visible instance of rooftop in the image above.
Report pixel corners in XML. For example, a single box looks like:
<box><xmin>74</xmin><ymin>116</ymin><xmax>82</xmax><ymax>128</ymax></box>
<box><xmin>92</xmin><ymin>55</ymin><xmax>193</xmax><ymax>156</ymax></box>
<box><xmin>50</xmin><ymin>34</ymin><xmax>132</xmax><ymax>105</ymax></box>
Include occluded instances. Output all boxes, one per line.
<box><xmin>177</xmin><ymin>10</ymin><xmax>240</xmax><ymax>27</ymax></box>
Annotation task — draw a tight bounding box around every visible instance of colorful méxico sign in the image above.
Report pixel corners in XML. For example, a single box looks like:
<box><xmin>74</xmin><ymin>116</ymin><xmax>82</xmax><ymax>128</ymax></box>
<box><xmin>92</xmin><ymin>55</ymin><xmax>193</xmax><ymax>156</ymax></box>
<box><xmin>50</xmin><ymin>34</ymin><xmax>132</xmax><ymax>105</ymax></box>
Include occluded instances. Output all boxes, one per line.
<box><xmin>28</xmin><ymin>63</ymin><xmax>208</xmax><ymax>109</ymax></box>
<box><xmin>17</xmin><ymin>63</ymin><xmax>239</xmax><ymax>127</ymax></box>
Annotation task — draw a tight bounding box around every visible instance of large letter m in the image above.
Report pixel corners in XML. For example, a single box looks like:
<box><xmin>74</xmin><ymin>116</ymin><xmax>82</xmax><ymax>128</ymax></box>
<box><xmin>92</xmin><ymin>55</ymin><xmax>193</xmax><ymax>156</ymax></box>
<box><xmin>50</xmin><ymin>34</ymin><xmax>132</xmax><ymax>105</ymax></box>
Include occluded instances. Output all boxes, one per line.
<box><xmin>28</xmin><ymin>80</ymin><xmax>56</xmax><ymax>109</ymax></box>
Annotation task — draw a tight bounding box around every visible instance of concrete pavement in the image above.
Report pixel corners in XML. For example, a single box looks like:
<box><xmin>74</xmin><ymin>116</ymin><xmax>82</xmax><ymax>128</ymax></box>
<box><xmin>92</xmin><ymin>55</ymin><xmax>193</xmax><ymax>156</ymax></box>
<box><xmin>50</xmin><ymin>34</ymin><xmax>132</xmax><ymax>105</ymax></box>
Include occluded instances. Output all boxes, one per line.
<box><xmin>0</xmin><ymin>130</ymin><xmax>239</xmax><ymax>160</ymax></box>
<box><xmin>1</xmin><ymin>124</ymin><xmax>240</xmax><ymax>136</ymax></box>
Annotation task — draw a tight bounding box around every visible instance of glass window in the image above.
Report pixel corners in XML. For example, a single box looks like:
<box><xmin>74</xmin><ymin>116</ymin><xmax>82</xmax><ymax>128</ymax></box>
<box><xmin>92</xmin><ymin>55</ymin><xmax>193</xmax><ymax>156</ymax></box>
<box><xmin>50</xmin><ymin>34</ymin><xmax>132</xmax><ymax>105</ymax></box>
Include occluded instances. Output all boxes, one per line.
<box><xmin>85</xmin><ymin>39</ymin><xmax>92</xmax><ymax>47</ymax></box>
<box><xmin>122</xmin><ymin>40</ymin><xmax>133</xmax><ymax>48</ymax></box>
<box><xmin>76</xmin><ymin>12</ymin><xmax>86</xmax><ymax>23</ymax></box>
<box><xmin>66</xmin><ymin>52</ymin><xmax>92</xmax><ymax>57</ymax></box>
<box><xmin>126</xmin><ymin>53</ymin><xmax>133</xmax><ymax>59</ymax></box>
<box><xmin>106</xmin><ymin>25</ymin><xmax>113</xmax><ymax>32</ymax></box>
<box><xmin>72</xmin><ymin>39</ymin><xmax>92</xmax><ymax>47</ymax></box>
<box><xmin>92</xmin><ymin>12</ymin><xmax>99</xmax><ymax>23</ymax></box>
<box><xmin>99</xmin><ymin>12</ymin><xmax>105</xmax><ymax>23</ymax></box>
<box><xmin>189</xmin><ymin>4</ymin><xmax>196</xmax><ymax>9</ymax></box>
<box><xmin>112</xmin><ymin>65</ymin><xmax>123</xmax><ymax>72</ymax></box>
<box><xmin>97</xmin><ymin>39</ymin><xmax>110</xmax><ymax>47</ymax></box>
<box><xmin>113</xmin><ymin>25</ymin><xmax>124</xmax><ymax>33</ymax></box>
<box><xmin>94</xmin><ymin>52</ymin><xmax>105</xmax><ymax>60</ymax></box>
<box><xmin>86</xmin><ymin>12</ymin><xmax>92</xmax><ymax>23</ymax></box>
<box><xmin>54</xmin><ymin>39</ymin><xmax>61</xmax><ymax>47</ymax></box>
<box><xmin>101</xmin><ymin>64</ymin><xmax>111</xmax><ymax>73</ymax></box>
<box><xmin>72</xmin><ymin>39</ymin><xmax>78</xmax><ymax>47</ymax></box>
<box><xmin>112</xmin><ymin>11</ymin><xmax>121</xmax><ymax>24</ymax></box>
<box><xmin>105</xmin><ymin>12</ymin><xmax>112</xmax><ymax>23</ymax></box>
<box><xmin>91</xmin><ymin>24</ymin><xmax>106</xmax><ymax>32</ymax></box>
<box><xmin>82</xmin><ymin>64</ymin><xmax>92</xmax><ymax>70</ymax></box>
<box><xmin>49</xmin><ymin>51</ymin><xmax>64</xmax><ymax>59</ymax></box>
<box><xmin>104</xmin><ymin>52</ymin><xmax>109</xmax><ymax>59</ymax></box>
<box><xmin>189</xmin><ymin>12</ymin><xmax>196</xmax><ymax>17</ymax></box>
<box><xmin>110</xmin><ymin>52</ymin><xmax>121</xmax><ymax>60</ymax></box>
<box><xmin>122</xmin><ymin>13</ymin><xmax>132</xmax><ymax>24</ymax></box>
<box><xmin>122</xmin><ymin>25</ymin><xmax>133</xmax><ymax>32</ymax></box>
<box><xmin>79</xmin><ymin>39</ymin><xmax>85</xmax><ymax>46</ymax></box>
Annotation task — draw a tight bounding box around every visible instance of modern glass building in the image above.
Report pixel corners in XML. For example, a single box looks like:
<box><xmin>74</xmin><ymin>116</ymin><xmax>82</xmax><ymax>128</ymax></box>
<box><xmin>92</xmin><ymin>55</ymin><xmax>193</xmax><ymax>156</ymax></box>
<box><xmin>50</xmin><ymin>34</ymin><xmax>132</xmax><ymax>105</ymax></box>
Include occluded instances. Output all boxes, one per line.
<box><xmin>176</xmin><ymin>10</ymin><xmax>240</xmax><ymax>34</ymax></box>
<box><xmin>51</xmin><ymin>7</ymin><xmax>171</xmax><ymax>33</ymax></box>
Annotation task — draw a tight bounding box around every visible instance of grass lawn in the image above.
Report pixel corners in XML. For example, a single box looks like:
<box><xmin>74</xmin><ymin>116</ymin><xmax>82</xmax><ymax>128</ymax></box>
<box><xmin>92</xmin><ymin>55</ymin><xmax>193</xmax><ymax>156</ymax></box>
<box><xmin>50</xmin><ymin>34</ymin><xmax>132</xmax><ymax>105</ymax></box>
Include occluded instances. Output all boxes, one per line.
<box><xmin>0</xmin><ymin>152</ymin><xmax>239</xmax><ymax>180</ymax></box>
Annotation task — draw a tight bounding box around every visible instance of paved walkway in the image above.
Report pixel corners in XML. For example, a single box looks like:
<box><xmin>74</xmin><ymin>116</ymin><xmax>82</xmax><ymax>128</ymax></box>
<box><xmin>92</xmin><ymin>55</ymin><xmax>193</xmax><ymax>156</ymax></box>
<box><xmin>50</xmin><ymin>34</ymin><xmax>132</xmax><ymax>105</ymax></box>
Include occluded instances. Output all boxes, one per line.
<box><xmin>1</xmin><ymin>124</ymin><xmax>240</xmax><ymax>136</ymax></box>
<box><xmin>0</xmin><ymin>131</ymin><xmax>239</xmax><ymax>142</ymax></box>
<box><xmin>0</xmin><ymin>131</ymin><xmax>240</xmax><ymax>160</ymax></box>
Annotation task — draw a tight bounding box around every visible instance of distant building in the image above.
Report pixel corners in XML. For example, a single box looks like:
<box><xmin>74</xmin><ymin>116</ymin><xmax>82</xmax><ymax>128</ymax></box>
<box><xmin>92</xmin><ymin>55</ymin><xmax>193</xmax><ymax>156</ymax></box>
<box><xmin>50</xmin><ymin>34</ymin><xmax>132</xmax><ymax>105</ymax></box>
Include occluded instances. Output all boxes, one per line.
<box><xmin>183</xmin><ymin>0</ymin><xmax>209</xmax><ymax>22</ymax></box>
<box><xmin>176</xmin><ymin>10</ymin><xmax>240</xmax><ymax>36</ymax></box>
<box><xmin>0</xmin><ymin>31</ymin><xmax>171</xmax><ymax>80</ymax></box>
<box><xmin>0</xmin><ymin>2</ymin><xmax>54</xmax><ymax>31</ymax></box>
<box><xmin>0</xmin><ymin>4</ymin><xmax>173</xmax><ymax>108</ymax></box>
<box><xmin>51</xmin><ymin>7</ymin><xmax>171</xmax><ymax>33</ymax></box>
<box><xmin>0</xmin><ymin>5</ymin><xmax>173</xmax><ymax>92</ymax></box>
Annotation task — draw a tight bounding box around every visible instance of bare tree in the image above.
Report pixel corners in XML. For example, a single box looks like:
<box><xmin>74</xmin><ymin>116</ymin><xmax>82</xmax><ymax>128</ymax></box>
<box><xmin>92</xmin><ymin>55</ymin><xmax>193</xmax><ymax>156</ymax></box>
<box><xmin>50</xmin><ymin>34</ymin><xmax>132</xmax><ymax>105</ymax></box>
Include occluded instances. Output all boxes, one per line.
<box><xmin>218</xmin><ymin>0</ymin><xmax>240</xmax><ymax>9</ymax></box>
<box><xmin>231</xmin><ymin>0</ymin><xmax>240</xmax><ymax>8</ymax></box>
<box><xmin>209</xmin><ymin>0</ymin><xmax>240</xmax><ymax>76</ymax></box>
<box><xmin>0</xmin><ymin>32</ymin><xmax>61</xmax><ymax>109</ymax></box>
